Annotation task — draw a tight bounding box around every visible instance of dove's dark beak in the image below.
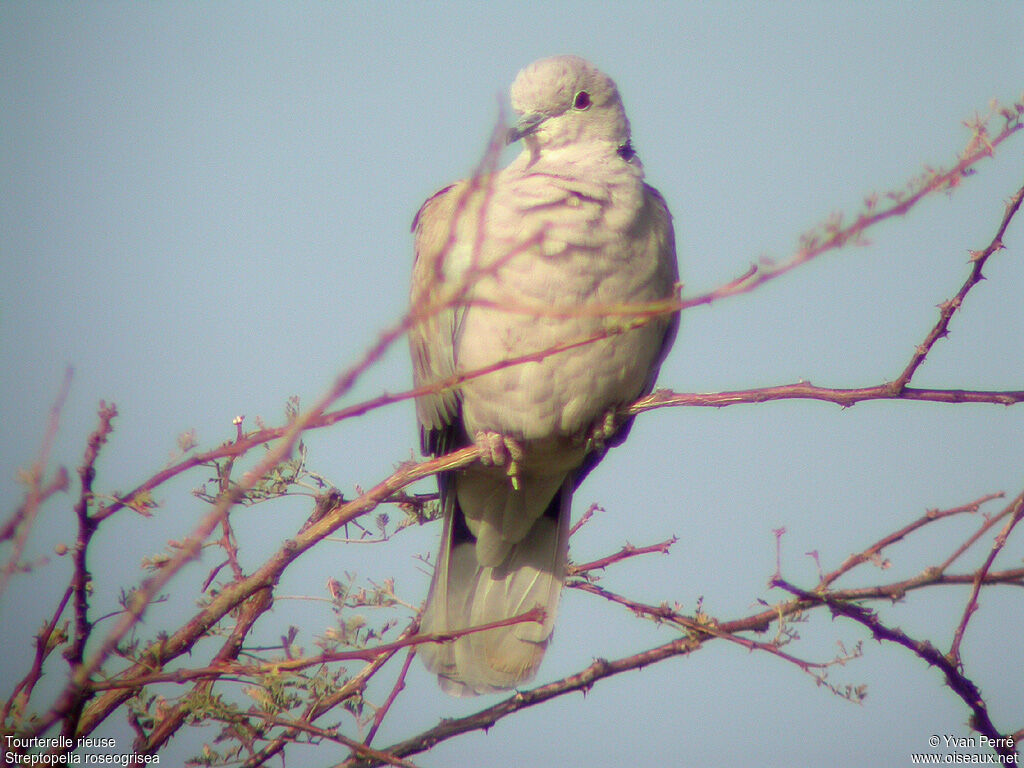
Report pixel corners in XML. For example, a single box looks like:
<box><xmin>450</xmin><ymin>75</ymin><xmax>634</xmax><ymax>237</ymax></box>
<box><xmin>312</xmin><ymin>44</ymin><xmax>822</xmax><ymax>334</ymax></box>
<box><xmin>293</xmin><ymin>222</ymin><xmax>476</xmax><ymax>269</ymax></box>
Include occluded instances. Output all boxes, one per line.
<box><xmin>506</xmin><ymin>112</ymin><xmax>547</xmax><ymax>144</ymax></box>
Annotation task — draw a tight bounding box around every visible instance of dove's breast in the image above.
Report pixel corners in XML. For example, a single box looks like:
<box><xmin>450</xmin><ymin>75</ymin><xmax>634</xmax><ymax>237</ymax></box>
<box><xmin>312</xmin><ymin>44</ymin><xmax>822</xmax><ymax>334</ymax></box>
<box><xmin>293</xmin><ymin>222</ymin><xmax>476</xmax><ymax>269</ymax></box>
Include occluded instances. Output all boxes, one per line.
<box><xmin>454</xmin><ymin>168</ymin><xmax>676</xmax><ymax>448</ymax></box>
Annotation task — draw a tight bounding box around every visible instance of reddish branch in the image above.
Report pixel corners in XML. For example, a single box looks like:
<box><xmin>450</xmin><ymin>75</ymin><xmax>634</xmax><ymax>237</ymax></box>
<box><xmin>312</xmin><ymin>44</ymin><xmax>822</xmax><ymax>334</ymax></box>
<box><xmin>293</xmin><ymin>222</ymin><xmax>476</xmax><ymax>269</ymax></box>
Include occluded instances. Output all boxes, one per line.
<box><xmin>364</xmin><ymin>552</ymin><xmax>1024</xmax><ymax>767</ymax></box>
<box><xmin>213</xmin><ymin>711</ymin><xmax>423</xmax><ymax>768</ymax></box>
<box><xmin>571</xmin><ymin>580</ymin><xmax>865</xmax><ymax>700</ymax></box>
<box><xmin>818</xmin><ymin>492</ymin><xmax>1007</xmax><ymax>589</ymax></box>
<box><xmin>949</xmin><ymin>492</ymin><xmax>1024</xmax><ymax>663</ymax></box>
<box><xmin>62</xmin><ymin>401</ymin><xmax>118</xmax><ymax>738</ymax></box>
<box><xmin>85</xmin><ymin>608</ymin><xmax>544</xmax><ymax>693</ymax></box>
<box><xmin>36</xmin><ymin>445</ymin><xmax>481</xmax><ymax>742</ymax></box>
<box><xmin>569</xmin><ymin>537</ymin><xmax>677</xmax><ymax>575</ymax></box>
<box><xmin>212</xmin><ymin>452</ymin><xmax>246</xmax><ymax>583</ymax></box>
<box><xmin>240</xmin><ymin>622</ymin><xmax>422</xmax><ymax>768</ymax></box>
<box><xmin>349</xmin><ymin>489</ymin><xmax>1023</xmax><ymax>767</ymax></box>
<box><xmin>78</xmin><ymin>115</ymin><xmax>1024</xmax><ymax>540</ymax></box>
<box><xmin>772</xmin><ymin>578</ymin><xmax>1017</xmax><ymax>760</ymax></box>
<box><xmin>342</xmin><ymin>635</ymin><xmax>703</xmax><ymax>768</ymax></box>
<box><xmin>31</xmin><ymin>156</ymin><xmax>1018</xmax><ymax>742</ymax></box>
<box><xmin>137</xmin><ymin>585</ymin><xmax>274</xmax><ymax>754</ymax></box>
<box><xmin>0</xmin><ymin>368</ymin><xmax>73</xmax><ymax>595</ymax></box>
<box><xmin>633</xmin><ymin>383</ymin><xmax>1024</xmax><ymax>413</ymax></box>
<box><xmin>676</xmin><ymin>104</ymin><xmax>1023</xmax><ymax>312</ymax></box>
<box><xmin>364</xmin><ymin>648</ymin><xmax>417</xmax><ymax>746</ymax></box>
<box><xmin>636</xmin><ymin>174</ymin><xmax>1024</xmax><ymax>415</ymax></box>
<box><xmin>1</xmin><ymin>587</ymin><xmax>73</xmax><ymax>725</ymax></box>
<box><xmin>892</xmin><ymin>181</ymin><xmax>1024</xmax><ymax>392</ymax></box>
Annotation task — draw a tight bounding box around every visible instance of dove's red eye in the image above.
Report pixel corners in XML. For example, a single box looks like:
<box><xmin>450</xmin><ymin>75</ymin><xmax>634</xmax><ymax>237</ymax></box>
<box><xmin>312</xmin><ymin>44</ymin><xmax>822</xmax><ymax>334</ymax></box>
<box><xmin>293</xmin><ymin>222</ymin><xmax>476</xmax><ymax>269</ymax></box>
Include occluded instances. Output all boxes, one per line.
<box><xmin>573</xmin><ymin>90</ymin><xmax>591</xmax><ymax>110</ymax></box>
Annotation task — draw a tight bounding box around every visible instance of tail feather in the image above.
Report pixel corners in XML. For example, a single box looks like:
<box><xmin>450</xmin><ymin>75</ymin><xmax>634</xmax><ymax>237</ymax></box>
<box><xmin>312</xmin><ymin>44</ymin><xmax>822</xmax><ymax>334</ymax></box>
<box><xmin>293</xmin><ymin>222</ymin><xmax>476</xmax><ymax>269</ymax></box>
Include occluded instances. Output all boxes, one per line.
<box><xmin>420</xmin><ymin>475</ymin><xmax>571</xmax><ymax>696</ymax></box>
<box><xmin>456</xmin><ymin>470</ymin><xmax>565</xmax><ymax>566</ymax></box>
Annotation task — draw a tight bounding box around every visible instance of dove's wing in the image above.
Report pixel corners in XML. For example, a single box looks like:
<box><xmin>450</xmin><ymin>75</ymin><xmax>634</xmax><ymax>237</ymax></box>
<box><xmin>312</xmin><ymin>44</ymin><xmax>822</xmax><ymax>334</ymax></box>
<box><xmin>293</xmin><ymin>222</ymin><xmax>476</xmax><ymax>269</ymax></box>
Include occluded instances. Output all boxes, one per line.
<box><xmin>409</xmin><ymin>182</ymin><xmax>466</xmax><ymax>457</ymax></box>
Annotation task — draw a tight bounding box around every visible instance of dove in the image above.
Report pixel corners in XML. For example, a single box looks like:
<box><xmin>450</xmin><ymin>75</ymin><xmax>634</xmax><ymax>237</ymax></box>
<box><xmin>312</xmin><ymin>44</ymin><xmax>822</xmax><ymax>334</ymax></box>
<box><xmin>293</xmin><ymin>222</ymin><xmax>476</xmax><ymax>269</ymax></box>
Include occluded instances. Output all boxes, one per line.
<box><xmin>409</xmin><ymin>55</ymin><xmax>679</xmax><ymax>696</ymax></box>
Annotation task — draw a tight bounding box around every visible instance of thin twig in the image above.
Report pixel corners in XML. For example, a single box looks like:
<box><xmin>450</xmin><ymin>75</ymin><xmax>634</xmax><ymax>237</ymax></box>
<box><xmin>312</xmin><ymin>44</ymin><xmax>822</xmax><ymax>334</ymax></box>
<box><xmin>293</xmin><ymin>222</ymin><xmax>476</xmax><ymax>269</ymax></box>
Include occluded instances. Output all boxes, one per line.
<box><xmin>676</xmin><ymin>109</ymin><xmax>1022</xmax><ymax>313</ymax></box>
<box><xmin>240</xmin><ymin>620</ymin><xmax>422</xmax><ymax>768</ymax></box>
<box><xmin>936</xmin><ymin>496</ymin><xmax>1020</xmax><ymax>574</ymax></box>
<box><xmin>364</xmin><ymin>648</ymin><xmax>416</xmax><ymax>746</ymax></box>
<box><xmin>569</xmin><ymin>537</ymin><xmax>677</xmax><ymax>575</ymax></box>
<box><xmin>85</xmin><ymin>608</ymin><xmax>543</xmax><ymax>692</ymax></box>
<box><xmin>632</xmin><ymin>383</ymin><xmax>1024</xmax><ymax>415</ymax></box>
<box><xmin>0</xmin><ymin>368</ymin><xmax>73</xmax><ymax>596</ymax></box>
<box><xmin>818</xmin><ymin>492</ymin><xmax>1006</xmax><ymax>589</ymax></box>
<box><xmin>891</xmin><ymin>176</ymin><xmax>1024</xmax><ymax>392</ymax></box>
<box><xmin>948</xmin><ymin>492</ymin><xmax>1024</xmax><ymax>663</ymax></box>
<box><xmin>1</xmin><ymin>586</ymin><xmax>73</xmax><ymax>725</ymax></box>
<box><xmin>772</xmin><ymin>578</ymin><xmax>1017</xmax><ymax>760</ymax></box>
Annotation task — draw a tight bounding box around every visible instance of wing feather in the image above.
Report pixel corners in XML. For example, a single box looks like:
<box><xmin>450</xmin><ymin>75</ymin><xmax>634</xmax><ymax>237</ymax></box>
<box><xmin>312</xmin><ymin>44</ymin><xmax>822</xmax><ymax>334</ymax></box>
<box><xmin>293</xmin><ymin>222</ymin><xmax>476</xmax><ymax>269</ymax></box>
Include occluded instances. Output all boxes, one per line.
<box><xmin>409</xmin><ymin>182</ymin><xmax>468</xmax><ymax>454</ymax></box>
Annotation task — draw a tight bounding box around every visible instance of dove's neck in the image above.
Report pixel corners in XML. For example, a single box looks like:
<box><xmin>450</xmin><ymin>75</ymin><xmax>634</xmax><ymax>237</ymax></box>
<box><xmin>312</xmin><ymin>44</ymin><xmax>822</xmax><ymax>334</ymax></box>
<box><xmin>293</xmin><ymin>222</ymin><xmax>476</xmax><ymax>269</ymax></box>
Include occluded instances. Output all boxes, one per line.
<box><xmin>507</xmin><ymin>141</ymin><xmax>644</xmax><ymax>183</ymax></box>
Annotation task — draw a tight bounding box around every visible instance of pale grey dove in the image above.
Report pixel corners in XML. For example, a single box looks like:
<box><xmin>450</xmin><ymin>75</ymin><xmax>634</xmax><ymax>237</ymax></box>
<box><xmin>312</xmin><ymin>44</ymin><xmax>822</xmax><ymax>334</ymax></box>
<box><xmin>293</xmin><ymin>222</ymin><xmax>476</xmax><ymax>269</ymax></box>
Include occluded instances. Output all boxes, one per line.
<box><xmin>410</xmin><ymin>55</ymin><xmax>679</xmax><ymax>696</ymax></box>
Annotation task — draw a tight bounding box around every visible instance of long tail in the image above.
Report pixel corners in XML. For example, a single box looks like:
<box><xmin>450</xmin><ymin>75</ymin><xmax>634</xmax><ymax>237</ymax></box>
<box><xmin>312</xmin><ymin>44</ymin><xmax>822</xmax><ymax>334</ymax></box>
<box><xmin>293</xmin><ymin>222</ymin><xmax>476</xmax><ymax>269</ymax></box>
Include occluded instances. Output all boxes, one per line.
<box><xmin>420</xmin><ymin>473</ymin><xmax>572</xmax><ymax>696</ymax></box>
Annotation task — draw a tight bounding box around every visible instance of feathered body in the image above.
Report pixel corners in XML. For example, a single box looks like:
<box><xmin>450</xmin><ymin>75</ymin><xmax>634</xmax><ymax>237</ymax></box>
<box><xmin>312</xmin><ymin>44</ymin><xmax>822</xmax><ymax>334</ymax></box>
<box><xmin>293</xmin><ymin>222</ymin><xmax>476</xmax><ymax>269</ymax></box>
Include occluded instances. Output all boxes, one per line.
<box><xmin>410</xmin><ymin>56</ymin><xmax>678</xmax><ymax>695</ymax></box>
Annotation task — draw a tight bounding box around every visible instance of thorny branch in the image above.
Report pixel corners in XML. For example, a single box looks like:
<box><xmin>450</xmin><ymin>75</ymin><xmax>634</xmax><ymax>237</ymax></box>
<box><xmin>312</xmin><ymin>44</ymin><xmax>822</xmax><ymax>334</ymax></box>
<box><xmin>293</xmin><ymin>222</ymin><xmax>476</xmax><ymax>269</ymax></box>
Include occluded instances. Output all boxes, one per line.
<box><xmin>63</xmin><ymin>401</ymin><xmax>119</xmax><ymax>737</ymax></box>
<box><xmin>1</xmin><ymin>587</ymin><xmax>73</xmax><ymax>726</ymax></box>
<box><xmin>948</xmin><ymin>492</ymin><xmax>1024</xmax><ymax>663</ymax></box>
<box><xmin>0</xmin><ymin>368</ymin><xmax>72</xmax><ymax>597</ymax></box>
<box><xmin>345</xmin><ymin>490</ymin><xmax>1023</xmax><ymax>767</ymax></box>
<box><xmin>773</xmin><ymin>577</ymin><xmax>1018</xmax><ymax>761</ymax></box>
<box><xmin>677</xmin><ymin>101</ymin><xmax>1023</xmax><ymax>311</ymax></box>
<box><xmin>85</xmin><ymin>608</ymin><xmax>545</xmax><ymax>692</ymax></box>
<box><xmin>568</xmin><ymin>537</ymin><xmax>677</xmax><ymax>576</ymax></box>
<box><xmin>892</xmin><ymin>174</ymin><xmax>1024</xmax><ymax>393</ymax></box>
<box><xmin>238</xmin><ymin>621</ymin><xmax>422</xmax><ymax>768</ymax></box>
<box><xmin>363</xmin><ymin>648</ymin><xmax>416</xmax><ymax>747</ymax></box>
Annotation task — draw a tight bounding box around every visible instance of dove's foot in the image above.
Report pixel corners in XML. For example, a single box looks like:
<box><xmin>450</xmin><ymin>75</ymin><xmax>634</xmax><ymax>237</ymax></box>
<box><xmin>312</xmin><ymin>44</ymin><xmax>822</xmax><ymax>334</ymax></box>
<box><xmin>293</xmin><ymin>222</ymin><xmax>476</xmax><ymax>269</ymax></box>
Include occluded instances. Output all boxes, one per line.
<box><xmin>474</xmin><ymin>431</ymin><xmax>525</xmax><ymax>490</ymax></box>
<box><xmin>584</xmin><ymin>408</ymin><xmax>621</xmax><ymax>454</ymax></box>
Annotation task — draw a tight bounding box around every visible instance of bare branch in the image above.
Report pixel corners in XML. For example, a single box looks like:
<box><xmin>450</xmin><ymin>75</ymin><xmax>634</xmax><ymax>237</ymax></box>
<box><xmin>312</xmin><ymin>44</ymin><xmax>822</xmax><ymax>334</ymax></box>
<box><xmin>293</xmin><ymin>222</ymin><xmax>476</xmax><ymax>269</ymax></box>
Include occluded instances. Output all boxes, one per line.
<box><xmin>1</xmin><ymin>587</ymin><xmax>72</xmax><ymax>725</ymax></box>
<box><xmin>949</xmin><ymin>491</ymin><xmax>1024</xmax><ymax>663</ymax></box>
<box><xmin>676</xmin><ymin>107</ymin><xmax>1022</xmax><ymax>312</ymax></box>
<box><xmin>772</xmin><ymin>578</ymin><xmax>1018</xmax><ymax>760</ymax></box>
<box><xmin>63</xmin><ymin>400</ymin><xmax>118</xmax><ymax>737</ymax></box>
<box><xmin>0</xmin><ymin>367</ymin><xmax>73</xmax><ymax>596</ymax></box>
<box><xmin>352</xmin><ymin>488</ymin><xmax>1024</xmax><ymax>766</ymax></box>
<box><xmin>241</xmin><ymin>621</ymin><xmax>423</xmax><ymax>768</ymax></box>
<box><xmin>633</xmin><ymin>383</ymin><xmax>1024</xmax><ymax>414</ymax></box>
<box><xmin>892</xmin><ymin>178</ymin><xmax>1024</xmax><ymax>392</ymax></box>
<box><xmin>818</xmin><ymin>492</ymin><xmax>1006</xmax><ymax>589</ymax></box>
<box><xmin>364</xmin><ymin>648</ymin><xmax>416</xmax><ymax>746</ymax></box>
<box><xmin>86</xmin><ymin>608</ymin><xmax>544</xmax><ymax>692</ymax></box>
<box><xmin>569</xmin><ymin>537</ymin><xmax>677</xmax><ymax>576</ymax></box>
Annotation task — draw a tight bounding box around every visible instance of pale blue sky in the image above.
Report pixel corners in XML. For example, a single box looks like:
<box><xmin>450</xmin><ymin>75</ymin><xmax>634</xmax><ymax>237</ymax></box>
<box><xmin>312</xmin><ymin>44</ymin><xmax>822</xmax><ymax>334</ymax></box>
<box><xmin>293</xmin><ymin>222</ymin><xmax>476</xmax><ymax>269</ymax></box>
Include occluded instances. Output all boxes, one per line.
<box><xmin>2</xmin><ymin>3</ymin><xmax>1023</xmax><ymax>766</ymax></box>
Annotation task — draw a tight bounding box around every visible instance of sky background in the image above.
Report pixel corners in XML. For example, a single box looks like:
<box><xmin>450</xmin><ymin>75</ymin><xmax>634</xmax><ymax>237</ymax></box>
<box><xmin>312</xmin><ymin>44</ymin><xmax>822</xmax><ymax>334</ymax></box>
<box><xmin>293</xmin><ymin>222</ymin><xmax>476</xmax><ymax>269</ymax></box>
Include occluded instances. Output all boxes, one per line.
<box><xmin>2</xmin><ymin>2</ymin><xmax>1023</xmax><ymax>766</ymax></box>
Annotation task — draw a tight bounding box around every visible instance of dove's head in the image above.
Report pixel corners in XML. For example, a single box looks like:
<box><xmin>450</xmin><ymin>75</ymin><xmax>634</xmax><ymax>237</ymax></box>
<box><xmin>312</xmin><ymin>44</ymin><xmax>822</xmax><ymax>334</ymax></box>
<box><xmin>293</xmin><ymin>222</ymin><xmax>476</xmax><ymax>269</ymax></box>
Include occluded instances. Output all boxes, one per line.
<box><xmin>507</xmin><ymin>55</ymin><xmax>631</xmax><ymax>153</ymax></box>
